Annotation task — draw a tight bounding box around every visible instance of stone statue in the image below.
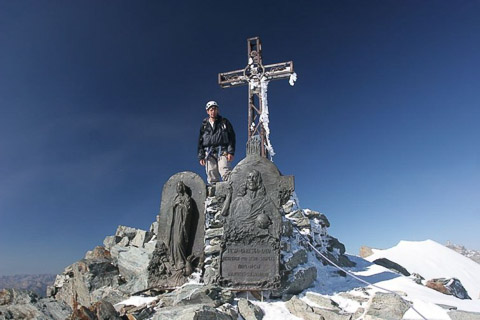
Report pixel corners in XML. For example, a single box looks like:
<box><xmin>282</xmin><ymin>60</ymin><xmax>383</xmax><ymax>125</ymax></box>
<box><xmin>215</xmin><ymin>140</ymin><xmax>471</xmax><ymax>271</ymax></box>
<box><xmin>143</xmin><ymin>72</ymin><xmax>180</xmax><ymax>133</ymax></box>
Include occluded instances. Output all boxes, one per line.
<box><xmin>149</xmin><ymin>172</ymin><xmax>206</xmax><ymax>288</ymax></box>
<box><xmin>166</xmin><ymin>181</ymin><xmax>193</xmax><ymax>273</ymax></box>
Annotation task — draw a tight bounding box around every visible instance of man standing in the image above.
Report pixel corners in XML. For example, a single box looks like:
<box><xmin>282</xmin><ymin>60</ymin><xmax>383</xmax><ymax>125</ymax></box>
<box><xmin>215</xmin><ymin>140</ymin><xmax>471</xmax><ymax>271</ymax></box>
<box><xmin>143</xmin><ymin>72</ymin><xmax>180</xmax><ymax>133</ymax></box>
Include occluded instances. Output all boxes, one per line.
<box><xmin>198</xmin><ymin>101</ymin><xmax>236</xmax><ymax>183</ymax></box>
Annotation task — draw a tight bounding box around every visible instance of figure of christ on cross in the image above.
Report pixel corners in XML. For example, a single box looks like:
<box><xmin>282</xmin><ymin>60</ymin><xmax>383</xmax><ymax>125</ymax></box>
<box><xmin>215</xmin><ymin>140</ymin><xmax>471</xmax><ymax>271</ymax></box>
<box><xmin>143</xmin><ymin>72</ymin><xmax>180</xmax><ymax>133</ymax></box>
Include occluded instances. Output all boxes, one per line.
<box><xmin>218</xmin><ymin>37</ymin><xmax>296</xmax><ymax>159</ymax></box>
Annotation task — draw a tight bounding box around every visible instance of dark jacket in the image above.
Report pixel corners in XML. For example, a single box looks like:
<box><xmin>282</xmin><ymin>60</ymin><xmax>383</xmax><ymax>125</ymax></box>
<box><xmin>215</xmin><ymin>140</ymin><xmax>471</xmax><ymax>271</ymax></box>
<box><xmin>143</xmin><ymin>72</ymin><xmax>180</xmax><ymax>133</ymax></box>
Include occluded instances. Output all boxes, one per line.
<box><xmin>197</xmin><ymin>115</ymin><xmax>236</xmax><ymax>160</ymax></box>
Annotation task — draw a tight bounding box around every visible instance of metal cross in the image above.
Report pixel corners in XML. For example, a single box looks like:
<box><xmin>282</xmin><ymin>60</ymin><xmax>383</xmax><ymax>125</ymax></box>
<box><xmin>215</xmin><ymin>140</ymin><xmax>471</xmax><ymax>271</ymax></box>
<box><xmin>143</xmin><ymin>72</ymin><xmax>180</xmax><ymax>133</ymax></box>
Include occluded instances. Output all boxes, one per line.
<box><xmin>218</xmin><ymin>37</ymin><xmax>294</xmax><ymax>158</ymax></box>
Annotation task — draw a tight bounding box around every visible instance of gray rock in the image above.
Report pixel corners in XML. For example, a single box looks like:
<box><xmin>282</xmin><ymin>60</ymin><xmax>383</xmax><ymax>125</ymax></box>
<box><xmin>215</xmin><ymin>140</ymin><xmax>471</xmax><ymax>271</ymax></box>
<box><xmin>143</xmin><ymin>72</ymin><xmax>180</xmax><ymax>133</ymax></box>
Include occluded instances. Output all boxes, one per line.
<box><xmin>282</xmin><ymin>200</ymin><xmax>294</xmax><ymax>214</ymax></box>
<box><xmin>303</xmin><ymin>209</ymin><xmax>320</xmax><ymax>218</ymax></box>
<box><xmin>34</xmin><ymin>298</ymin><xmax>72</xmax><ymax>320</ymax></box>
<box><xmin>372</xmin><ymin>258</ymin><xmax>410</xmax><ymax>276</ymax></box>
<box><xmin>282</xmin><ymin>219</ymin><xmax>294</xmax><ymax>237</ymax></box>
<box><xmin>237</xmin><ymin>298</ymin><xmax>264</xmax><ymax>320</ymax></box>
<box><xmin>426</xmin><ymin>278</ymin><xmax>471</xmax><ymax>300</ymax></box>
<box><xmin>53</xmin><ymin>258</ymin><xmax>120</xmax><ymax>308</ymax></box>
<box><xmin>115</xmin><ymin>225</ymin><xmax>138</xmax><ymax>240</ymax></box>
<box><xmin>89</xmin><ymin>286</ymin><xmax>128</xmax><ymax>307</ymax></box>
<box><xmin>284</xmin><ymin>249</ymin><xmax>308</xmax><ymax>271</ymax></box>
<box><xmin>205</xmin><ymin>227</ymin><xmax>224</xmax><ymax>239</ymax></box>
<box><xmin>131</xmin><ymin>230</ymin><xmax>147</xmax><ymax>248</ymax></box>
<box><xmin>103</xmin><ymin>235</ymin><xmax>119</xmax><ymax>250</ymax></box>
<box><xmin>285</xmin><ymin>266</ymin><xmax>317</xmax><ymax>294</ymax></box>
<box><xmin>316</xmin><ymin>308</ymin><xmax>352</xmax><ymax>320</ymax></box>
<box><xmin>287</xmin><ymin>294</ymin><xmax>352</xmax><ymax>320</ymax></box>
<box><xmin>316</xmin><ymin>213</ymin><xmax>330</xmax><ymax>228</ymax></box>
<box><xmin>436</xmin><ymin>303</ymin><xmax>457</xmax><ymax>310</ymax></box>
<box><xmin>149</xmin><ymin>220</ymin><xmax>159</xmax><ymax>238</ymax></box>
<box><xmin>152</xmin><ymin>304</ymin><xmax>234</xmax><ymax>320</ymax></box>
<box><xmin>0</xmin><ymin>288</ymin><xmax>38</xmax><ymax>305</ymax></box>
<box><xmin>326</xmin><ymin>236</ymin><xmax>346</xmax><ymax>255</ymax></box>
<box><xmin>163</xmin><ymin>284</ymin><xmax>233</xmax><ymax>308</ymax></box>
<box><xmin>364</xmin><ymin>292</ymin><xmax>409</xmax><ymax>320</ymax></box>
<box><xmin>114</xmin><ymin>245</ymin><xmax>153</xmax><ymax>293</ymax></box>
<box><xmin>305</xmin><ymin>292</ymin><xmax>340</xmax><ymax>310</ymax></box>
<box><xmin>448</xmin><ymin>310</ymin><xmax>480</xmax><ymax>320</ymax></box>
<box><xmin>217</xmin><ymin>303</ymin><xmax>238</xmax><ymax>319</ymax></box>
<box><xmin>338</xmin><ymin>292</ymin><xmax>369</xmax><ymax>304</ymax></box>
<box><xmin>204</xmin><ymin>244</ymin><xmax>221</xmax><ymax>255</ymax></box>
<box><xmin>286</xmin><ymin>210</ymin><xmax>311</xmax><ymax>228</ymax></box>
<box><xmin>285</xmin><ymin>296</ymin><xmax>323</xmax><ymax>320</ymax></box>
<box><xmin>0</xmin><ymin>289</ymin><xmax>71</xmax><ymax>320</ymax></box>
<box><xmin>91</xmin><ymin>300</ymin><xmax>121</xmax><ymax>320</ymax></box>
<box><xmin>117</xmin><ymin>236</ymin><xmax>130</xmax><ymax>247</ymax></box>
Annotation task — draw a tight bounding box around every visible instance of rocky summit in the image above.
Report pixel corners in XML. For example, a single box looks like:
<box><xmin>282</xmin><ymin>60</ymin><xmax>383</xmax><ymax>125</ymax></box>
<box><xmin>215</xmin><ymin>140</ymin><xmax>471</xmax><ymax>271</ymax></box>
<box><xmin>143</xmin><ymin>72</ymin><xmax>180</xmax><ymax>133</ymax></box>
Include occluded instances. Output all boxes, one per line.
<box><xmin>39</xmin><ymin>154</ymin><xmax>359</xmax><ymax>319</ymax></box>
<box><xmin>4</xmin><ymin>151</ymin><xmax>480</xmax><ymax>319</ymax></box>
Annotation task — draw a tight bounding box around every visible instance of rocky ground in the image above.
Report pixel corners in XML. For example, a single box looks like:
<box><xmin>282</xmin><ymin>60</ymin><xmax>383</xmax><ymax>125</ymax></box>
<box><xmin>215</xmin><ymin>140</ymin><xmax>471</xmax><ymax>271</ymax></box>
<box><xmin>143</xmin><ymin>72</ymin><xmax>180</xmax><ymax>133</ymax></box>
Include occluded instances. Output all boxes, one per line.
<box><xmin>2</xmin><ymin>195</ymin><xmax>480</xmax><ymax>319</ymax></box>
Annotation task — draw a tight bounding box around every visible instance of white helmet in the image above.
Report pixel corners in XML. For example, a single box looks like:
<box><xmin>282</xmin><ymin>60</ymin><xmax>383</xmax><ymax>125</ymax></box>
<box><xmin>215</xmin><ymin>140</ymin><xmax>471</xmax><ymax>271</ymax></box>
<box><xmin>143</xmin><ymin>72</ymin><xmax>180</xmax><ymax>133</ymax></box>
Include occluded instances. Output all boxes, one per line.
<box><xmin>205</xmin><ymin>100</ymin><xmax>219</xmax><ymax>110</ymax></box>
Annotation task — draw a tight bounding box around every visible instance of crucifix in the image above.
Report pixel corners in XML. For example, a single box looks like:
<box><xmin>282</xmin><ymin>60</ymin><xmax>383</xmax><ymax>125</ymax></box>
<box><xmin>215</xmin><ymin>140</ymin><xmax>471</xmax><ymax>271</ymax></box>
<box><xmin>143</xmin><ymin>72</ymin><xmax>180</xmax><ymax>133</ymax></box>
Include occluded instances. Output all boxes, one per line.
<box><xmin>218</xmin><ymin>37</ymin><xmax>295</xmax><ymax>158</ymax></box>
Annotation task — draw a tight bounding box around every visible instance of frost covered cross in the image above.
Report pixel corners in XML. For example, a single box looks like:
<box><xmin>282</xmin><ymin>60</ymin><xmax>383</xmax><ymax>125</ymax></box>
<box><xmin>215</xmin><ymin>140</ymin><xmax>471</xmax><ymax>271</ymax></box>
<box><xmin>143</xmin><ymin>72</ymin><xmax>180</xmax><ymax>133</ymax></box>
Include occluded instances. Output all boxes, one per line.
<box><xmin>218</xmin><ymin>37</ymin><xmax>296</xmax><ymax>159</ymax></box>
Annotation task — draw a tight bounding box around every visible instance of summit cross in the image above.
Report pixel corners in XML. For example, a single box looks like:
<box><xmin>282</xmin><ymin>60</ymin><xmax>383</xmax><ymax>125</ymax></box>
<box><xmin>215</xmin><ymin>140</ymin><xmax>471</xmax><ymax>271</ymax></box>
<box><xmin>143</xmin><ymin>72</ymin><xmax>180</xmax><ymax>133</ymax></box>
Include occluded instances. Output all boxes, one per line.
<box><xmin>218</xmin><ymin>37</ymin><xmax>295</xmax><ymax>158</ymax></box>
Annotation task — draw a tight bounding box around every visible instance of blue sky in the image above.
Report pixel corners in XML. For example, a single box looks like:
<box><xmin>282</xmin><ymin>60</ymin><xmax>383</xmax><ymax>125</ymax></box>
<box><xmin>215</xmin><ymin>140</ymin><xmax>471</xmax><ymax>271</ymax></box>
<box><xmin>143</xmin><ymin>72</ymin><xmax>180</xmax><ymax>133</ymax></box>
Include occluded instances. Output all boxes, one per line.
<box><xmin>0</xmin><ymin>1</ymin><xmax>478</xmax><ymax>275</ymax></box>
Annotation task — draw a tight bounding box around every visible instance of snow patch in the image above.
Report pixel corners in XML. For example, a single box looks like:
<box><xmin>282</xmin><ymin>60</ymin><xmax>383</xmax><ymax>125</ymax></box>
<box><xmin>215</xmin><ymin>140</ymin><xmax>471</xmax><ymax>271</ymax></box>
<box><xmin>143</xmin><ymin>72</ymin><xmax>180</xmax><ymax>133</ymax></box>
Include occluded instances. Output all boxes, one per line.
<box><xmin>115</xmin><ymin>296</ymin><xmax>157</xmax><ymax>307</ymax></box>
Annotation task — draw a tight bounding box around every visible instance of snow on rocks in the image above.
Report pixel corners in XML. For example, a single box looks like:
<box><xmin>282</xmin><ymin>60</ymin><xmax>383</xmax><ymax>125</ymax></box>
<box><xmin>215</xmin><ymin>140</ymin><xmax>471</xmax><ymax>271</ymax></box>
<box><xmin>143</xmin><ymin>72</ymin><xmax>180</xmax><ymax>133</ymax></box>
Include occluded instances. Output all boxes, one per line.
<box><xmin>367</xmin><ymin>239</ymin><xmax>480</xmax><ymax>301</ymax></box>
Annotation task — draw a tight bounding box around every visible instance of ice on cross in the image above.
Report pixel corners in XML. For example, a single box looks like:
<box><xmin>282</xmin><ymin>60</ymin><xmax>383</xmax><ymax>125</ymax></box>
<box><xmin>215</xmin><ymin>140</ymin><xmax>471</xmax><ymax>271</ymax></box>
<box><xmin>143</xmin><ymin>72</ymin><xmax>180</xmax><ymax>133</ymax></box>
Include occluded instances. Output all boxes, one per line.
<box><xmin>218</xmin><ymin>37</ymin><xmax>296</xmax><ymax>159</ymax></box>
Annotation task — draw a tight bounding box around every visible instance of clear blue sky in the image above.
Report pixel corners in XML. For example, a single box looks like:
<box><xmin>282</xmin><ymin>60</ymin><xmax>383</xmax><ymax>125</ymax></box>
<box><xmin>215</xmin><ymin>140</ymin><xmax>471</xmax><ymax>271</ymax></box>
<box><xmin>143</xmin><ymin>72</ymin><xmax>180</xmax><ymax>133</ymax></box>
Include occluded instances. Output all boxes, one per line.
<box><xmin>0</xmin><ymin>1</ymin><xmax>478</xmax><ymax>275</ymax></box>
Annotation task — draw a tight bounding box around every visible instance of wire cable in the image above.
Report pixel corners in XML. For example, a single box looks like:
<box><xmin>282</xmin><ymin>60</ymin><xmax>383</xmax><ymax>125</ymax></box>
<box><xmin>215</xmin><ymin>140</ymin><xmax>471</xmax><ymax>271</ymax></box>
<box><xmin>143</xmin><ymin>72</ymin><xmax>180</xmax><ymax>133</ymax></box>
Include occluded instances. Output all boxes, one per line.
<box><xmin>292</xmin><ymin>225</ymin><xmax>428</xmax><ymax>320</ymax></box>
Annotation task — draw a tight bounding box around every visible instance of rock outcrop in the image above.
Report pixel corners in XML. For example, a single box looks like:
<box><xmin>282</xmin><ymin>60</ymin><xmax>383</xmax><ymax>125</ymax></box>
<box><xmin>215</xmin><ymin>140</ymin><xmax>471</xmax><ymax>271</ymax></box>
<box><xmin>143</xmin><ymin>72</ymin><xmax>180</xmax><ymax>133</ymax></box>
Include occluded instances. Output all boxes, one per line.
<box><xmin>426</xmin><ymin>278</ymin><xmax>471</xmax><ymax>300</ymax></box>
<box><xmin>363</xmin><ymin>292</ymin><xmax>410</xmax><ymax>320</ymax></box>
<box><xmin>0</xmin><ymin>288</ymin><xmax>71</xmax><ymax>320</ymax></box>
<box><xmin>48</xmin><ymin>224</ymin><xmax>158</xmax><ymax>309</ymax></box>
<box><xmin>372</xmin><ymin>258</ymin><xmax>410</xmax><ymax>276</ymax></box>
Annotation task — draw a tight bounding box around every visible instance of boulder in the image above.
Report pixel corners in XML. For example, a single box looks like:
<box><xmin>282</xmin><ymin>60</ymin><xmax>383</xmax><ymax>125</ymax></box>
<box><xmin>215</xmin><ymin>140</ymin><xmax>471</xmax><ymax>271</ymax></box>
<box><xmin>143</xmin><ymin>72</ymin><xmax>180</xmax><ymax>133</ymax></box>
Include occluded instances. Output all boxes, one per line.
<box><xmin>237</xmin><ymin>298</ymin><xmax>264</xmax><ymax>320</ymax></box>
<box><xmin>448</xmin><ymin>310</ymin><xmax>480</xmax><ymax>320</ymax></box>
<box><xmin>285</xmin><ymin>296</ymin><xmax>352</xmax><ymax>320</ymax></box>
<box><xmin>115</xmin><ymin>226</ymin><xmax>138</xmax><ymax>240</ymax></box>
<box><xmin>372</xmin><ymin>258</ymin><xmax>410</xmax><ymax>276</ymax></box>
<box><xmin>326</xmin><ymin>236</ymin><xmax>346</xmax><ymax>255</ymax></box>
<box><xmin>52</xmin><ymin>258</ymin><xmax>121</xmax><ymax>308</ymax></box>
<box><xmin>359</xmin><ymin>246</ymin><xmax>374</xmax><ymax>258</ymax></box>
<box><xmin>0</xmin><ymin>288</ymin><xmax>38</xmax><ymax>305</ymax></box>
<box><xmin>91</xmin><ymin>300</ymin><xmax>121</xmax><ymax>320</ymax></box>
<box><xmin>103</xmin><ymin>235</ymin><xmax>119</xmax><ymax>250</ymax></box>
<box><xmin>85</xmin><ymin>246</ymin><xmax>112</xmax><ymax>260</ymax></box>
<box><xmin>364</xmin><ymin>292</ymin><xmax>409</xmax><ymax>320</ymax></box>
<box><xmin>426</xmin><ymin>278</ymin><xmax>471</xmax><ymax>300</ymax></box>
<box><xmin>285</xmin><ymin>296</ymin><xmax>323</xmax><ymax>320</ymax></box>
<box><xmin>285</xmin><ymin>266</ymin><xmax>317</xmax><ymax>295</ymax></box>
<box><xmin>161</xmin><ymin>284</ymin><xmax>233</xmax><ymax>308</ymax></box>
<box><xmin>112</xmin><ymin>245</ymin><xmax>153</xmax><ymax>293</ymax></box>
<box><xmin>131</xmin><ymin>230</ymin><xmax>147</xmax><ymax>248</ymax></box>
<box><xmin>151</xmin><ymin>304</ymin><xmax>234</xmax><ymax>320</ymax></box>
<box><xmin>305</xmin><ymin>292</ymin><xmax>340</xmax><ymax>310</ymax></box>
<box><xmin>0</xmin><ymin>289</ymin><xmax>71</xmax><ymax>320</ymax></box>
<box><xmin>284</xmin><ymin>249</ymin><xmax>308</xmax><ymax>271</ymax></box>
<box><xmin>34</xmin><ymin>297</ymin><xmax>72</xmax><ymax>320</ymax></box>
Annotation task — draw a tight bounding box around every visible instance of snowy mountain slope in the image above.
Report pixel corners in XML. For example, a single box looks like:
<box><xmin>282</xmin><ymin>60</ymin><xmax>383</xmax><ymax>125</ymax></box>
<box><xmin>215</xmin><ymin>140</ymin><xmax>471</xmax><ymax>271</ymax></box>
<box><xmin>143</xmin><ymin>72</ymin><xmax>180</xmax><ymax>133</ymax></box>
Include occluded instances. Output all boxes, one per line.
<box><xmin>116</xmin><ymin>240</ymin><xmax>480</xmax><ymax>319</ymax></box>
<box><xmin>366</xmin><ymin>239</ymin><xmax>480</xmax><ymax>300</ymax></box>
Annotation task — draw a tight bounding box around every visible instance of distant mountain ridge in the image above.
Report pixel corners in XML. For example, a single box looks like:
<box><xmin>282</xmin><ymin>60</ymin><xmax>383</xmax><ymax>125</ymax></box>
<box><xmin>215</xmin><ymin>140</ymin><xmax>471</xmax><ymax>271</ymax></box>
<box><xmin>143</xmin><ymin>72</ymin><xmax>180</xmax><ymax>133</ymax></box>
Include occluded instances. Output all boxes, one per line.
<box><xmin>0</xmin><ymin>274</ymin><xmax>55</xmax><ymax>297</ymax></box>
<box><xmin>446</xmin><ymin>241</ymin><xmax>480</xmax><ymax>264</ymax></box>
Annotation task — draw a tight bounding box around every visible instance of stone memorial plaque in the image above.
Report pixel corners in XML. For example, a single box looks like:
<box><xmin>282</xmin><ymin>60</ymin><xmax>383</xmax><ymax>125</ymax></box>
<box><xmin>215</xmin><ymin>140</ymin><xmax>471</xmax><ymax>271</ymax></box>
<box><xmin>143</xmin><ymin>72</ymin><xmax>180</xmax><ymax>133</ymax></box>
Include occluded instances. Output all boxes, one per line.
<box><xmin>219</xmin><ymin>151</ymin><xmax>294</xmax><ymax>289</ymax></box>
<box><xmin>221</xmin><ymin>244</ymin><xmax>279</xmax><ymax>286</ymax></box>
